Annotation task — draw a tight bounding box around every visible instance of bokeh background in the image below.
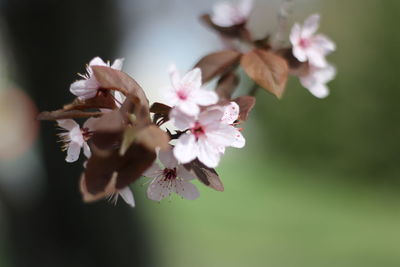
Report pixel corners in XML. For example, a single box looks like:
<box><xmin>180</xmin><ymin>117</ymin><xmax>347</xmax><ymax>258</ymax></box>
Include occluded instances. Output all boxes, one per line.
<box><xmin>0</xmin><ymin>0</ymin><xmax>399</xmax><ymax>266</ymax></box>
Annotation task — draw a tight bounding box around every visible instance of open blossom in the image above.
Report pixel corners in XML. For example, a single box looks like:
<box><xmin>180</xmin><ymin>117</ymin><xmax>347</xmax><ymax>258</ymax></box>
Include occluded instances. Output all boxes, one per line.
<box><xmin>170</xmin><ymin>104</ymin><xmax>244</xmax><ymax>168</ymax></box>
<box><xmin>70</xmin><ymin>57</ymin><xmax>124</xmax><ymax>100</ymax></box>
<box><xmin>211</xmin><ymin>0</ymin><xmax>253</xmax><ymax>27</ymax></box>
<box><xmin>57</xmin><ymin>118</ymin><xmax>96</xmax><ymax>163</ymax></box>
<box><xmin>165</xmin><ymin>65</ymin><xmax>218</xmax><ymax>116</ymax></box>
<box><xmin>143</xmin><ymin>149</ymin><xmax>199</xmax><ymax>202</ymax></box>
<box><xmin>299</xmin><ymin>63</ymin><xmax>336</xmax><ymax>99</ymax></box>
<box><xmin>290</xmin><ymin>14</ymin><xmax>335</xmax><ymax>68</ymax></box>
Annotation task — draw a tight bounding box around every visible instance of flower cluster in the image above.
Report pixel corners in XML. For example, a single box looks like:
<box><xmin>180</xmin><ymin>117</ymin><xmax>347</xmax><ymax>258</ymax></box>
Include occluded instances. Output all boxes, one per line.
<box><xmin>38</xmin><ymin>1</ymin><xmax>336</xmax><ymax>208</ymax></box>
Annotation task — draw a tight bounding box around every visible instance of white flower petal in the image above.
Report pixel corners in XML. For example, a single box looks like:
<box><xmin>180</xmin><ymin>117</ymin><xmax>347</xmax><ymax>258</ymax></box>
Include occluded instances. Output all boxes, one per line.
<box><xmin>231</xmin><ymin>130</ymin><xmax>245</xmax><ymax>148</ymax></box>
<box><xmin>177</xmin><ymin>100</ymin><xmax>200</xmax><ymax>116</ymax></box>
<box><xmin>211</xmin><ymin>2</ymin><xmax>237</xmax><ymax>27</ymax></box>
<box><xmin>70</xmin><ymin>80</ymin><xmax>98</xmax><ymax>100</ymax></box>
<box><xmin>198</xmin><ymin>108</ymin><xmax>224</xmax><ymax>127</ymax></box>
<box><xmin>308</xmin><ymin>83</ymin><xmax>330</xmax><ymax>98</ymax></box>
<box><xmin>292</xmin><ymin>46</ymin><xmax>307</xmax><ymax>63</ymax></box>
<box><xmin>168</xmin><ymin>64</ymin><xmax>181</xmax><ymax>89</ymax></box>
<box><xmin>302</xmin><ymin>14</ymin><xmax>320</xmax><ymax>37</ymax></box>
<box><xmin>66</xmin><ymin>142</ymin><xmax>82</xmax><ymax>163</ymax></box>
<box><xmin>142</xmin><ymin>163</ymin><xmax>163</xmax><ymax>179</ymax></box>
<box><xmin>169</xmin><ymin>108</ymin><xmax>196</xmax><ymax>130</ymax></box>
<box><xmin>181</xmin><ymin>68</ymin><xmax>202</xmax><ymax>90</ymax></box>
<box><xmin>147</xmin><ymin>178</ymin><xmax>172</xmax><ymax>202</ymax></box>
<box><xmin>118</xmin><ymin>187</ymin><xmax>135</xmax><ymax>208</ymax></box>
<box><xmin>192</xmin><ymin>89</ymin><xmax>219</xmax><ymax>106</ymax></box>
<box><xmin>83</xmin><ymin>142</ymin><xmax>91</xmax><ymax>158</ymax></box>
<box><xmin>174</xmin><ymin>133</ymin><xmax>197</xmax><ymax>164</ymax></box>
<box><xmin>197</xmin><ymin>138</ymin><xmax>221</xmax><ymax>168</ymax></box>
<box><xmin>89</xmin><ymin>57</ymin><xmax>107</xmax><ymax>67</ymax></box>
<box><xmin>111</xmin><ymin>58</ymin><xmax>124</xmax><ymax>70</ymax></box>
<box><xmin>221</xmin><ymin>102</ymin><xmax>240</xmax><ymax>124</ymax></box>
<box><xmin>175</xmin><ymin>180</ymin><xmax>200</xmax><ymax>200</ymax></box>
<box><xmin>238</xmin><ymin>0</ymin><xmax>253</xmax><ymax>18</ymax></box>
<box><xmin>206</xmin><ymin>124</ymin><xmax>237</xmax><ymax>147</ymax></box>
<box><xmin>57</xmin><ymin>119</ymin><xmax>79</xmax><ymax>131</ymax></box>
<box><xmin>289</xmin><ymin>23</ymin><xmax>302</xmax><ymax>46</ymax></box>
<box><xmin>313</xmin><ymin>34</ymin><xmax>336</xmax><ymax>54</ymax></box>
<box><xmin>159</xmin><ymin>149</ymin><xmax>178</xmax><ymax>169</ymax></box>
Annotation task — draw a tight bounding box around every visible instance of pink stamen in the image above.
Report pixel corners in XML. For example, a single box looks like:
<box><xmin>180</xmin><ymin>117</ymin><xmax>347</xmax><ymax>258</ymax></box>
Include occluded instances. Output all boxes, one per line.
<box><xmin>177</xmin><ymin>90</ymin><xmax>188</xmax><ymax>100</ymax></box>
<box><xmin>299</xmin><ymin>38</ymin><xmax>311</xmax><ymax>49</ymax></box>
<box><xmin>191</xmin><ymin>122</ymin><xmax>205</xmax><ymax>139</ymax></box>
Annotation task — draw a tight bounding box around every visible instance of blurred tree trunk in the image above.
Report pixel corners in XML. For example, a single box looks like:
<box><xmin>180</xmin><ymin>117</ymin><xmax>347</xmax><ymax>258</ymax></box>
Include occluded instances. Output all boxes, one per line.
<box><xmin>1</xmin><ymin>1</ymin><xmax>153</xmax><ymax>266</ymax></box>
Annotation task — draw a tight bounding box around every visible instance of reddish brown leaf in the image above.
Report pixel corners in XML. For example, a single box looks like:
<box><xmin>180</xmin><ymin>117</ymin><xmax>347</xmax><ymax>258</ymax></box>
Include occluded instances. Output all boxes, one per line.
<box><xmin>63</xmin><ymin>92</ymin><xmax>117</xmax><ymax>111</ymax></box>
<box><xmin>234</xmin><ymin>96</ymin><xmax>256</xmax><ymax>122</ymax></box>
<box><xmin>241</xmin><ymin>49</ymin><xmax>289</xmax><ymax>99</ymax></box>
<box><xmin>92</xmin><ymin>66</ymin><xmax>150</xmax><ymax>123</ymax></box>
<box><xmin>216</xmin><ymin>72</ymin><xmax>239</xmax><ymax>100</ymax></box>
<box><xmin>184</xmin><ymin>159</ymin><xmax>224</xmax><ymax>192</ymax></box>
<box><xmin>90</xmin><ymin>110</ymin><xmax>126</xmax><ymax>150</ymax></box>
<box><xmin>37</xmin><ymin>110</ymin><xmax>102</xmax><ymax>121</ymax></box>
<box><xmin>135</xmin><ymin>125</ymin><xmax>170</xmax><ymax>151</ymax></box>
<box><xmin>194</xmin><ymin>50</ymin><xmax>242</xmax><ymax>83</ymax></box>
<box><xmin>150</xmin><ymin>102</ymin><xmax>171</xmax><ymax>115</ymax></box>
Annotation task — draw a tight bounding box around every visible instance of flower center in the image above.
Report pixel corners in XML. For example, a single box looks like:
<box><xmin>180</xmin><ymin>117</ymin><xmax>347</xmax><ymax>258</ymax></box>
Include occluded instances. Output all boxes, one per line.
<box><xmin>299</xmin><ymin>38</ymin><xmax>311</xmax><ymax>49</ymax></box>
<box><xmin>191</xmin><ymin>122</ymin><xmax>205</xmax><ymax>139</ymax></box>
<box><xmin>81</xmin><ymin>127</ymin><xmax>93</xmax><ymax>141</ymax></box>
<box><xmin>177</xmin><ymin>89</ymin><xmax>188</xmax><ymax>100</ymax></box>
<box><xmin>163</xmin><ymin>168</ymin><xmax>177</xmax><ymax>181</ymax></box>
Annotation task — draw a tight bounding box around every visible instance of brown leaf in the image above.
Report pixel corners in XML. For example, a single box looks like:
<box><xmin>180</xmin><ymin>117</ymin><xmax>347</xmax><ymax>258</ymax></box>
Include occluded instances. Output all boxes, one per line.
<box><xmin>135</xmin><ymin>125</ymin><xmax>170</xmax><ymax>151</ymax></box>
<box><xmin>37</xmin><ymin>110</ymin><xmax>102</xmax><ymax>121</ymax></box>
<box><xmin>92</xmin><ymin>66</ymin><xmax>150</xmax><ymax>123</ymax></box>
<box><xmin>184</xmin><ymin>159</ymin><xmax>224</xmax><ymax>192</ymax></box>
<box><xmin>216</xmin><ymin>72</ymin><xmax>239</xmax><ymax>100</ymax></box>
<box><xmin>241</xmin><ymin>49</ymin><xmax>289</xmax><ymax>99</ymax></box>
<box><xmin>150</xmin><ymin>102</ymin><xmax>171</xmax><ymax>115</ymax></box>
<box><xmin>277</xmin><ymin>47</ymin><xmax>309</xmax><ymax>76</ymax></box>
<box><xmin>63</xmin><ymin>92</ymin><xmax>117</xmax><ymax>111</ymax></box>
<box><xmin>194</xmin><ymin>50</ymin><xmax>242</xmax><ymax>83</ymax></box>
<box><xmin>90</xmin><ymin>110</ymin><xmax>126</xmax><ymax>150</ymax></box>
<box><xmin>234</xmin><ymin>96</ymin><xmax>256</xmax><ymax>122</ymax></box>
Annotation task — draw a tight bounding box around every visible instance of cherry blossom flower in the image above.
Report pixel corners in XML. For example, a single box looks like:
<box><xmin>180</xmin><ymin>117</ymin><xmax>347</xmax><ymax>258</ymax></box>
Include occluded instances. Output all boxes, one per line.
<box><xmin>165</xmin><ymin>65</ymin><xmax>218</xmax><ymax>116</ymax></box>
<box><xmin>211</xmin><ymin>0</ymin><xmax>253</xmax><ymax>27</ymax></box>
<box><xmin>170</xmin><ymin>105</ymin><xmax>243</xmax><ymax>168</ymax></box>
<box><xmin>143</xmin><ymin>149</ymin><xmax>199</xmax><ymax>202</ymax></box>
<box><xmin>57</xmin><ymin>118</ymin><xmax>96</xmax><ymax>163</ymax></box>
<box><xmin>70</xmin><ymin>57</ymin><xmax>124</xmax><ymax>100</ymax></box>
<box><xmin>290</xmin><ymin>14</ymin><xmax>336</xmax><ymax>68</ymax></box>
<box><xmin>299</xmin><ymin>63</ymin><xmax>336</xmax><ymax>98</ymax></box>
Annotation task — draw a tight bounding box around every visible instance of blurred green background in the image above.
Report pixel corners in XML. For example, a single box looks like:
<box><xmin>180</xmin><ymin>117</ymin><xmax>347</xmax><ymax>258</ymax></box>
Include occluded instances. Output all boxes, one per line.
<box><xmin>133</xmin><ymin>1</ymin><xmax>400</xmax><ymax>267</ymax></box>
<box><xmin>0</xmin><ymin>0</ymin><xmax>399</xmax><ymax>266</ymax></box>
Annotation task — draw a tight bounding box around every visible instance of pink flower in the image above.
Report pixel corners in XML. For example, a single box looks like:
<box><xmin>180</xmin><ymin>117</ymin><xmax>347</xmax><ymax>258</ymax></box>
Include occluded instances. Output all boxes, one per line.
<box><xmin>108</xmin><ymin>187</ymin><xmax>135</xmax><ymax>208</ymax></box>
<box><xmin>221</xmin><ymin>102</ymin><xmax>245</xmax><ymax>150</ymax></box>
<box><xmin>299</xmin><ymin>63</ymin><xmax>336</xmax><ymax>98</ymax></box>
<box><xmin>170</xmin><ymin>104</ymin><xmax>243</xmax><ymax>168</ymax></box>
<box><xmin>211</xmin><ymin>0</ymin><xmax>253</xmax><ymax>27</ymax></box>
<box><xmin>290</xmin><ymin>14</ymin><xmax>335</xmax><ymax>68</ymax></box>
<box><xmin>70</xmin><ymin>57</ymin><xmax>124</xmax><ymax>100</ymax></box>
<box><xmin>57</xmin><ymin>118</ymin><xmax>96</xmax><ymax>163</ymax></box>
<box><xmin>143</xmin><ymin>149</ymin><xmax>199</xmax><ymax>202</ymax></box>
<box><xmin>165</xmin><ymin>65</ymin><xmax>218</xmax><ymax>116</ymax></box>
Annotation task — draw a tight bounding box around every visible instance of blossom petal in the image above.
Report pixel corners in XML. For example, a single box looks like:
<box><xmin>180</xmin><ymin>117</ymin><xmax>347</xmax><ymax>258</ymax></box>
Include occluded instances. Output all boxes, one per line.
<box><xmin>177</xmin><ymin>100</ymin><xmax>200</xmax><ymax>116</ymax></box>
<box><xmin>168</xmin><ymin>64</ymin><xmax>181</xmax><ymax>89</ymax></box>
<box><xmin>238</xmin><ymin>0</ymin><xmax>253</xmax><ymax>18</ymax></box>
<box><xmin>118</xmin><ymin>187</ymin><xmax>135</xmax><ymax>208</ymax></box>
<box><xmin>174</xmin><ymin>133</ymin><xmax>197</xmax><ymax>164</ymax></box>
<box><xmin>147</xmin><ymin>178</ymin><xmax>171</xmax><ymax>201</ymax></box>
<box><xmin>307</xmin><ymin>49</ymin><xmax>328</xmax><ymax>68</ymax></box>
<box><xmin>57</xmin><ymin>119</ymin><xmax>79</xmax><ymax>131</ymax></box>
<box><xmin>207</xmin><ymin>124</ymin><xmax>238</xmax><ymax>147</ymax></box>
<box><xmin>198</xmin><ymin>108</ymin><xmax>224</xmax><ymax>127</ymax></box>
<box><xmin>159</xmin><ymin>149</ymin><xmax>178</xmax><ymax>169</ymax></box>
<box><xmin>308</xmin><ymin>83</ymin><xmax>330</xmax><ymax>99</ymax></box>
<box><xmin>211</xmin><ymin>2</ymin><xmax>237</xmax><ymax>27</ymax></box>
<box><xmin>289</xmin><ymin>23</ymin><xmax>302</xmax><ymax>46</ymax></box>
<box><xmin>83</xmin><ymin>142</ymin><xmax>91</xmax><ymax>158</ymax></box>
<box><xmin>221</xmin><ymin>102</ymin><xmax>240</xmax><ymax>124</ymax></box>
<box><xmin>302</xmin><ymin>14</ymin><xmax>320</xmax><ymax>38</ymax></box>
<box><xmin>169</xmin><ymin>108</ymin><xmax>196</xmax><ymax>130</ymax></box>
<box><xmin>192</xmin><ymin>89</ymin><xmax>219</xmax><ymax>106</ymax></box>
<box><xmin>181</xmin><ymin>68</ymin><xmax>202</xmax><ymax>90</ymax></box>
<box><xmin>111</xmin><ymin>58</ymin><xmax>124</xmax><ymax>70</ymax></box>
<box><xmin>197</xmin><ymin>138</ymin><xmax>221</xmax><ymax>168</ymax></box>
<box><xmin>89</xmin><ymin>57</ymin><xmax>107</xmax><ymax>67</ymax></box>
<box><xmin>313</xmin><ymin>34</ymin><xmax>336</xmax><ymax>55</ymax></box>
<box><xmin>66</xmin><ymin>141</ymin><xmax>81</xmax><ymax>163</ymax></box>
<box><xmin>70</xmin><ymin>80</ymin><xmax>99</xmax><ymax>100</ymax></box>
<box><xmin>143</xmin><ymin>163</ymin><xmax>163</xmax><ymax>179</ymax></box>
<box><xmin>292</xmin><ymin>46</ymin><xmax>307</xmax><ymax>63</ymax></box>
<box><xmin>231</xmin><ymin>130</ymin><xmax>245</xmax><ymax>148</ymax></box>
<box><xmin>175</xmin><ymin>180</ymin><xmax>200</xmax><ymax>200</ymax></box>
